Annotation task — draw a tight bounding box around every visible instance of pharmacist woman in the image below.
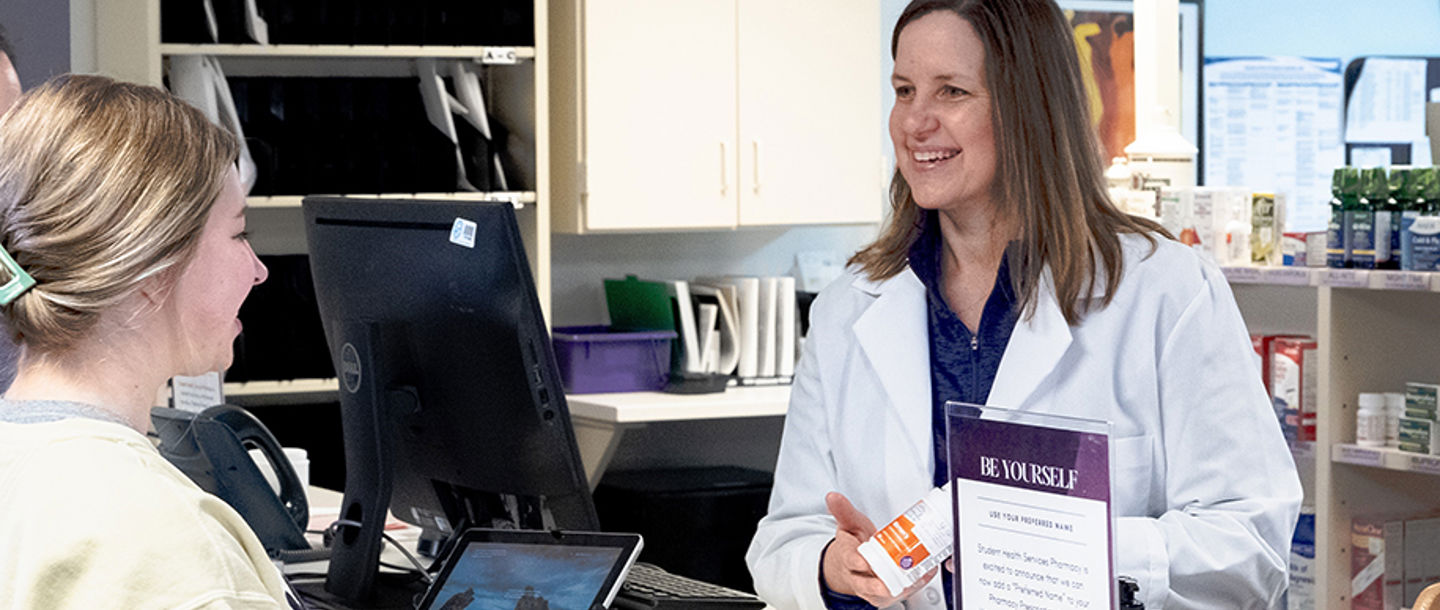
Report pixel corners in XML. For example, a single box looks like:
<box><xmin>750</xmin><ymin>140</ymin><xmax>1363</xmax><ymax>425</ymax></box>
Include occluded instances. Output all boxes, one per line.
<box><xmin>744</xmin><ymin>1</ymin><xmax>1302</xmax><ymax>609</ymax></box>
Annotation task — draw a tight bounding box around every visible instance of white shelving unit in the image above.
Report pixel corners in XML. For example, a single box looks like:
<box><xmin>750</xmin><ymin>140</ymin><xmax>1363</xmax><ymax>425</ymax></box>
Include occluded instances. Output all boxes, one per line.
<box><xmin>1332</xmin><ymin>443</ymin><xmax>1440</xmax><ymax>475</ymax></box>
<box><xmin>223</xmin><ymin>378</ymin><xmax>339</xmax><ymax>406</ymax></box>
<box><xmin>1225</xmin><ymin>265</ymin><xmax>1440</xmax><ymax>610</ymax></box>
<box><xmin>245</xmin><ymin>191</ymin><xmax>537</xmax><ymax>209</ymax></box>
<box><xmin>159</xmin><ymin>44</ymin><xmax>536</xmax><ymax>60</ymax></box>
<box><xmin>95</xmin><ymin>1</ymin><xmax>552</xmax><ymax>403</ymax></box>
<box><xmin>1222</xmin><ymin>265</ymin><xmax>1440</xmax><ymax>291</ymax></box>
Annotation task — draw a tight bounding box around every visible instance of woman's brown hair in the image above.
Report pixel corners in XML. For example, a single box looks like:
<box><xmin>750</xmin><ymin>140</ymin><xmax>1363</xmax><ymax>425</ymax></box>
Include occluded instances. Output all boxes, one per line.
<box><xmin>850</xmin><ymin>0</ymin><xmax>1166</xmax><ymax>325</ymax></box>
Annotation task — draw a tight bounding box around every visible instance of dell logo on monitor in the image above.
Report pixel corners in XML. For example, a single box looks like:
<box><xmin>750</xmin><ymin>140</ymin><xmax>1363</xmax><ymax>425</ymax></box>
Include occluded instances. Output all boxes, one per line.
<box><xmin>340</xmin><ymin>343</ymin><xmax>362</xmax><ymax>394</ymax></box>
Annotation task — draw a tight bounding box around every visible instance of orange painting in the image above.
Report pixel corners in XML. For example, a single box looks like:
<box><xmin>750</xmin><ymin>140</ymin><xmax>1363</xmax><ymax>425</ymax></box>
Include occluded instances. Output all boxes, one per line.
<box><xmin>1067</xmin><ymin>10</ymin><xmax>1136</xmax><ymax>163</ymax></box>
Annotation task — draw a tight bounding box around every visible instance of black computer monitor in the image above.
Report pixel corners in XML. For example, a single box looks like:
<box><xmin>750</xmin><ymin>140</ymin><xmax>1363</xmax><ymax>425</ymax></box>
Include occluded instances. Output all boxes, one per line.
<box><xmin>302</xmin><ymin>197</ymin><xmax>599</xmax><ymax>602</ymax></box>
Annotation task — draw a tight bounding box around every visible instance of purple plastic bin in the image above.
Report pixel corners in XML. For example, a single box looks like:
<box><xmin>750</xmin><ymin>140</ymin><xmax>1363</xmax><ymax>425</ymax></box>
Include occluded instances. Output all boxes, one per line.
<box><xmin>552</xmin><ymin>325</ymin><xmax>677</xmax><ymax>394</ymax></box>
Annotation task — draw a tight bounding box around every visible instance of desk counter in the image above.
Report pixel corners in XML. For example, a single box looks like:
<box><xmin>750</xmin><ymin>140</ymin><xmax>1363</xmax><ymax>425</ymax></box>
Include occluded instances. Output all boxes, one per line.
<box><xmin>566</xmin><ymin>385</ymin><xmax>790</xmax><ymax>486</ymax></box>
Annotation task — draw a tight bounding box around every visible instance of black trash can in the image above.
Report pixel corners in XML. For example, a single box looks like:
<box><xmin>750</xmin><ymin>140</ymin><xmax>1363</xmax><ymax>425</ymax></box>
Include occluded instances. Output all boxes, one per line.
<box><xmin>593</xmin><ymin>466</ymin><xmax>773</xmax><ymax>593</ymax></box>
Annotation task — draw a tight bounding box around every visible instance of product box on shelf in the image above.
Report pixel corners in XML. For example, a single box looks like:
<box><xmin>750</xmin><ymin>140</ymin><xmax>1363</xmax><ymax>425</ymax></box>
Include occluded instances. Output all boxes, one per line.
<box><xmin>1216</xmin><ymin>188</ymin><xmax>1256</xmax><ymax>267</ymax></box>
<box><xmin>1282</xmin><ymin>231</ymin><xmax>1307</xmax><ymax>266</ymax></box>
<box><xmin>1349</xmin><ymin>515</ymin><xmax>1405</xmax><ymax>610</ymax></box>
<box><xmin>1402</xmin><ymin>383</ymin><xmax>1439</xmax><ymax>454</ymax></box>
<box><xmin>1289</xmin><ymin>507</ymin><xmax>1315</xmax><ymax>610</ymax></box>
<box><xmin>1399</xmin><ymin>418</ymin><xmax>1438</xmax><ymax>455</ymax></box>
<box><xmin>1387</xmin><ymin>519</ymin><xmax>1408</xmax><ymax>610</ymax></box>
<box><xmin>1254</xmin><ymin>334</ymin><xmax>1309</xmax><ymax>398</ymax></box>
<box><xmin>1251</xmin><ymin>192</ymin><xmax>1285</xmax><ymax>266</ymax></box>
<box><xmin>1157</xmin><ymin>187</ymin><xmax>1188</xmax><ymax>240</ymax></box>
<box><xmin>1305</xmin><ymin>231</ymin><xmax>1328</xmax><ymax>268</ymax></box>
<box><xmin>1403</xmin><ymin>517</ymin><xmax>1440</xmax><ymax>607</ymax></box>
<box><xmin>1180</xmin><ymin>187</ymin><xmax>1216</xmax><ymax>259</ymax></box>
<box><xmin>1407</xmin><ymin>383</ymin><xmax>1439</xmax><ymax>420</ymax></box>
<box><xmin>1168</xmin><ymin>186</ymin><xmax>1252</xmax><ymax>267</ymax></box>
<box><xmin>1404</xmin><ymin>216</ymin><xmax>1440</xmax><ymax>271</ymax></box>
<box><xmin>1272</xmin><ymin>336</ymin><xmax>1318</xmax><ymax>441</ymax></box>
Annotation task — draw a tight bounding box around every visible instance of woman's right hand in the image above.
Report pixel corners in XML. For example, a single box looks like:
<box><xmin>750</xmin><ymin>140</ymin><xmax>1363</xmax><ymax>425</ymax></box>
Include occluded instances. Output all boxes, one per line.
<box><xmin>822</xmin><ymin>492</ymin><xmax>938</xmax><ymax>607</ymax></box>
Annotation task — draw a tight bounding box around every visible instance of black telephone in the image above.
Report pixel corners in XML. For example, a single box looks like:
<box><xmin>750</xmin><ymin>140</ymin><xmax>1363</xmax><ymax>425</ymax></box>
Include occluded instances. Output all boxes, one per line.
<box><xmin>151</xmin><ymin>404</ymin><xmax>313</xmax><ymax>559</ymax></box>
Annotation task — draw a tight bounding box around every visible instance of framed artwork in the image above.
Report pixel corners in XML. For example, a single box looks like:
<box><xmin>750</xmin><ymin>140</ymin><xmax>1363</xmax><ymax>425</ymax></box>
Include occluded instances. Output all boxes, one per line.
<box><xmin>1057</xmin><ymin>0</ymin><xmax>1203</xmax><ymax>169</ymax></box>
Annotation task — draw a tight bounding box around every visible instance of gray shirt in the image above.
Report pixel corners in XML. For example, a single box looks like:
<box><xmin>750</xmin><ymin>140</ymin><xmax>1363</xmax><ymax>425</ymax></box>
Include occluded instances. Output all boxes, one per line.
<box><xmin>0</xmin><ymin>397</ymin><xmax>132</xmax><ymax>427</ymax></box>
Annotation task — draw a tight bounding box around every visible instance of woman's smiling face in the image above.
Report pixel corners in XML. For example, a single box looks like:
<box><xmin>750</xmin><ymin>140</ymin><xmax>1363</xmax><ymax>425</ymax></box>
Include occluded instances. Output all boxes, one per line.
<box><xmin>889</xmin><ymin>11</ymin><xmax>997</xmax><ymax>214</ymax></box>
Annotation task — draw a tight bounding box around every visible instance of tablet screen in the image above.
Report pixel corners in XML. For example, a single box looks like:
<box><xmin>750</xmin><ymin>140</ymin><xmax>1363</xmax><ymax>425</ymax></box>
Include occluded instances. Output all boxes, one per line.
<box><xmin>429</xmin><ymin>543</ymin><xmax>620</xmax><ymax>609</ymax></box>
<box><xmin>419</xmin><ymin>529</ymin><xmax>642</xmax><ymax>610</ymax></box>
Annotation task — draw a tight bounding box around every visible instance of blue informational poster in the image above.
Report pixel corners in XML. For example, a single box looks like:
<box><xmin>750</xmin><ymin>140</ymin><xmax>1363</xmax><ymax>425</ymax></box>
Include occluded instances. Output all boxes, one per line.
<box><xmin>1202</xmin><ymin>56</ymin><xmax>1344</xmax><ymax>233</ymax></box>
<box><xmin>946</xmin><ymin>403</ymin><xmax>1115</xmax><ymax>609</ymax></box>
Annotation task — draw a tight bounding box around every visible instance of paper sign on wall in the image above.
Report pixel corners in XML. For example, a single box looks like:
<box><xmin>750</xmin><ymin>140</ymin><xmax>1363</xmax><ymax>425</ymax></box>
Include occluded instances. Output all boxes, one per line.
<box><xmin>1202</xmin><ymin>56</ymin><xmax>1344</xmax><ymax>233</ymax></box>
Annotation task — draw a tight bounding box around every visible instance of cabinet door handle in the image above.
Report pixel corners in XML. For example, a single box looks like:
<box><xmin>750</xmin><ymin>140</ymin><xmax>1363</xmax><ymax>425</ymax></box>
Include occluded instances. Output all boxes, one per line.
<box><xmin>752</xmin><ymin>140</ymin><xmax>762</xmax><ymax>195</ymax></box>
<box><xmin>720</xmin><ymin>141</ymin><xmax>729</xmax><ymax>197</ymax></box>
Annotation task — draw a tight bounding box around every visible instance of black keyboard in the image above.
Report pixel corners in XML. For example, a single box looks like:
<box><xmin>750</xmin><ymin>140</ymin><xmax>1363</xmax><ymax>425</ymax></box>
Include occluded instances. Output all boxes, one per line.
<box><xmin>616</xmin><ymin>562</ymin><xmax>767</xmax><ymax>609</ymax></box>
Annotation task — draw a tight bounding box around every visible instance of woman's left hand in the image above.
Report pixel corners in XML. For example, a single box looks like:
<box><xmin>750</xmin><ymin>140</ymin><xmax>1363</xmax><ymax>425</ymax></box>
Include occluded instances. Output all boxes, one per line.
<box><xmin>823</xmin><ymin>492</ymin><xmax>939</xmax><ymax>606</ymax></box>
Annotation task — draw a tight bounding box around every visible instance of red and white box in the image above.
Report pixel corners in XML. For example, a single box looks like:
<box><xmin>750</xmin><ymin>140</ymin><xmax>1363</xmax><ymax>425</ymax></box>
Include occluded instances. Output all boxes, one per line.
<box><xmin>1350</xmin><ymin>515</ymin><xmax>1406</xmax><ymax>610</ymax></box>
<box><xmin>1272</xmin><ymin>336</ymin><xmax>1318</xmax><ymax>442</ymax></box>
<box><xmin>1253</xmin><ymin>334</ymin><xmax>1308</xmax><ymax>398</ymax></box>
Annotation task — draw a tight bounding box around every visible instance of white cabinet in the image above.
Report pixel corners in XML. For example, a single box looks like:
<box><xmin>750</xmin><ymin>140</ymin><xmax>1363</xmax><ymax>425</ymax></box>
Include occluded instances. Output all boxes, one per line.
<box><xmin>734</xmin><ymin>0</ymin><xmax>885</xmax><ymax>227</ymax></box>
<box><xmin>549</xmin><ymin>0</ymin><xmax>884</xmax><ymax>232</ymax></box>
<box><xmin>1227</xmin><ymin>268</ymin><xmax>1440</xmax><ymax>610</ymax></box>
<box><xmin>566</xmin><ymin>0</ymin><xmax>737</xmax><ymax>231</ymax></box>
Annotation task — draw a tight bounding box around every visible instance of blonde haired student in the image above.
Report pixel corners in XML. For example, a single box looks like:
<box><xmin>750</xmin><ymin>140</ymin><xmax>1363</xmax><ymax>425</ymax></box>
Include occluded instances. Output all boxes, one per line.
<box><xmin>0</xmin><ymin>75</ymin><xmax>287</xmax><ymax>608</ymax></box>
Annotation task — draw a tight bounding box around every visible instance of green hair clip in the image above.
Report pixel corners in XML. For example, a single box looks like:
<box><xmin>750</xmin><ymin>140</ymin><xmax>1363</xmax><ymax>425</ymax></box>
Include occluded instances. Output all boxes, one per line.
<box><xmin>0</xmin><ymin>246</ymin><xmax>34</xmax><ymax>306</ymax></box>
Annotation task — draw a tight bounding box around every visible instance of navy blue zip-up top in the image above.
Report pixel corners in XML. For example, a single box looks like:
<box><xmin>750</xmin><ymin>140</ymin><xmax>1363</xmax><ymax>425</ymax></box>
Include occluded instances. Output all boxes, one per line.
<box><xmin>821</xmin><ymin>212</ymin><xmax>1019</xmax><ymax>609</ymax></box>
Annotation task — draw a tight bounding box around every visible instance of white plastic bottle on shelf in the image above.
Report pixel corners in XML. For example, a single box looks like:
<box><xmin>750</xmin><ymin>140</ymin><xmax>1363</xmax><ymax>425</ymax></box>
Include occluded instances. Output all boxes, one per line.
<box><xmin>1224</xmin><ymin>219</ymin><xmax>1252</xmax><ymax>266</ymax></box>
<box><xmin>1356</xmin><ymin>393</ymin><xmax>1387</xmax><ymax>448</ymax></box>
<box><xmin>1105</xmin><ymin>156</ymin><xmax>1132</xmax><ymax>190</ymax></box>
<box><xmin>1125</xmin><ymin>106</ymin><xmax>1197</xmax><ymax>191</ymax></box>
<box><xmin>1384</xmin><ymin>392</ymin><xmax>1404</xmax><ymax>448</ymax></box>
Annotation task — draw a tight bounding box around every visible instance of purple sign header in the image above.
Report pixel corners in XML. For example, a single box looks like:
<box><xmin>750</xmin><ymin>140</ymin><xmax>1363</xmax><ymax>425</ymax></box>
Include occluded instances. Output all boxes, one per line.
<box><xmin>947</xmin><ymin>415</ymin><xmax>1110</xmax><ymax>502</ymax></box>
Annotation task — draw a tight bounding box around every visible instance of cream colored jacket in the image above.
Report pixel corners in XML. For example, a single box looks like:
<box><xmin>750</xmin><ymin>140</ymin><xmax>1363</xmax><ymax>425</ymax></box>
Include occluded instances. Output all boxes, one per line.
<box><xmin>0</xmin><ymin>416</ymin><xmax>288</xmax><ymax>609</ymax></box>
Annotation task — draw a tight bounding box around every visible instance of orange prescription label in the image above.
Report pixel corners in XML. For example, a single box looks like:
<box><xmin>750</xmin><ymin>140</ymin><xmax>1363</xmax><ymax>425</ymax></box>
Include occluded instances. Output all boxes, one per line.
<box><xmin>857</xmin><ymin>484</ymin><xmax>954</xmax><ymax>596</ymax></box>
<box><xmin>875</xmin><ymin>515</ymin><xmax>931</xmax><ymax>567</ymax></box>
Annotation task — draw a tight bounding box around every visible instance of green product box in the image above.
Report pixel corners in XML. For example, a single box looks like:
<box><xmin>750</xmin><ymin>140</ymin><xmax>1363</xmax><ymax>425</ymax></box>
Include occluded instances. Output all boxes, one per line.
<box><xmin>1399</xmin><ymin>441</ymin><xmax>1432</xmax><ymax>454</ymax></box>
<box><xmin>1399</xmin><ymin>417</ymin><xmax>1436</xmax><ymax>454</ymax></box>
<box><xmin>1405</xmin><ymin>382</ymin><xmax>1439</xmax><ymax>421</ymax></box>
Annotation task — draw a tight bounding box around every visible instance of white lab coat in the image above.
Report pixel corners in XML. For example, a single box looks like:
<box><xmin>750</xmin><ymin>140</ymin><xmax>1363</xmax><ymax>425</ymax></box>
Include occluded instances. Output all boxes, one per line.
<box><xmin>746</xmin><ymin>234</ymin><xmax>1302</xmax><ymax>610</ymax></box>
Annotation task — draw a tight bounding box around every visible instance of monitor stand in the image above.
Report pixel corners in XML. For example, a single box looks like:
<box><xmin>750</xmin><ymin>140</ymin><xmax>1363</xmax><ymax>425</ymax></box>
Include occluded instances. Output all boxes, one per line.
<box><xmin>295</xmin><ymin>572</ymin><xmax>428</xmax><ymax>610</ymax></box>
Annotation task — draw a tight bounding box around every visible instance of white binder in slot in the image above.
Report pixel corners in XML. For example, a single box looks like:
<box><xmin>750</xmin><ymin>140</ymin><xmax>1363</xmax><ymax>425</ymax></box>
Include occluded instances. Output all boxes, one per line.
<box><xmin>168</xmin><ymin>55</ymin><xmax>258</xmax><ymax>193</ymax></box>
<box><xmin>416</xmin><ymin>59</ymin><xmax>476</xmax><ymax>192</ymax></box>
<box><xmin>694</xmin><ymin>276</ymin><xmax>757</xmax><ymax>378</ymax></box>
<box><xmin>775</xmin><ymin>275</ymin><xmax>796</xmax><ymax>379</ymax></box>
<box><xmin>449</xmin><ymin>61</ymin><xmax>493</xmax><ymax>140</ymax></box>
<box><xmin>695</xmin><ymin>303</ymin><xmax>718</xmax><ymax>373</ymax></box>
<box><xmin>757</xmin><ymin>276</ymin><xmax>778</xmax><ymax>378</ymax></box>
<box><xmin>491</xmin><ymin>154</ymin><xmax>509</xmax><ymax>191</ymax></box>
<box><xmin>199</xmin><ymin>0</ymin><xmax>220</xmax><ymax>42</ymax></box>
<box><xmin>665</xmin><ymin>280</ymin><xmax>703</xmax><ymax>374</ymax></box>
<box><xmin>689</xmin><ymin>283</ymin><xmax>740</xmax><ymax>376</ymax></box>
<box><xmin>242</xmin><ymin>0</ymin><xmax>269</xmax><ymax>44</ymax></box>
